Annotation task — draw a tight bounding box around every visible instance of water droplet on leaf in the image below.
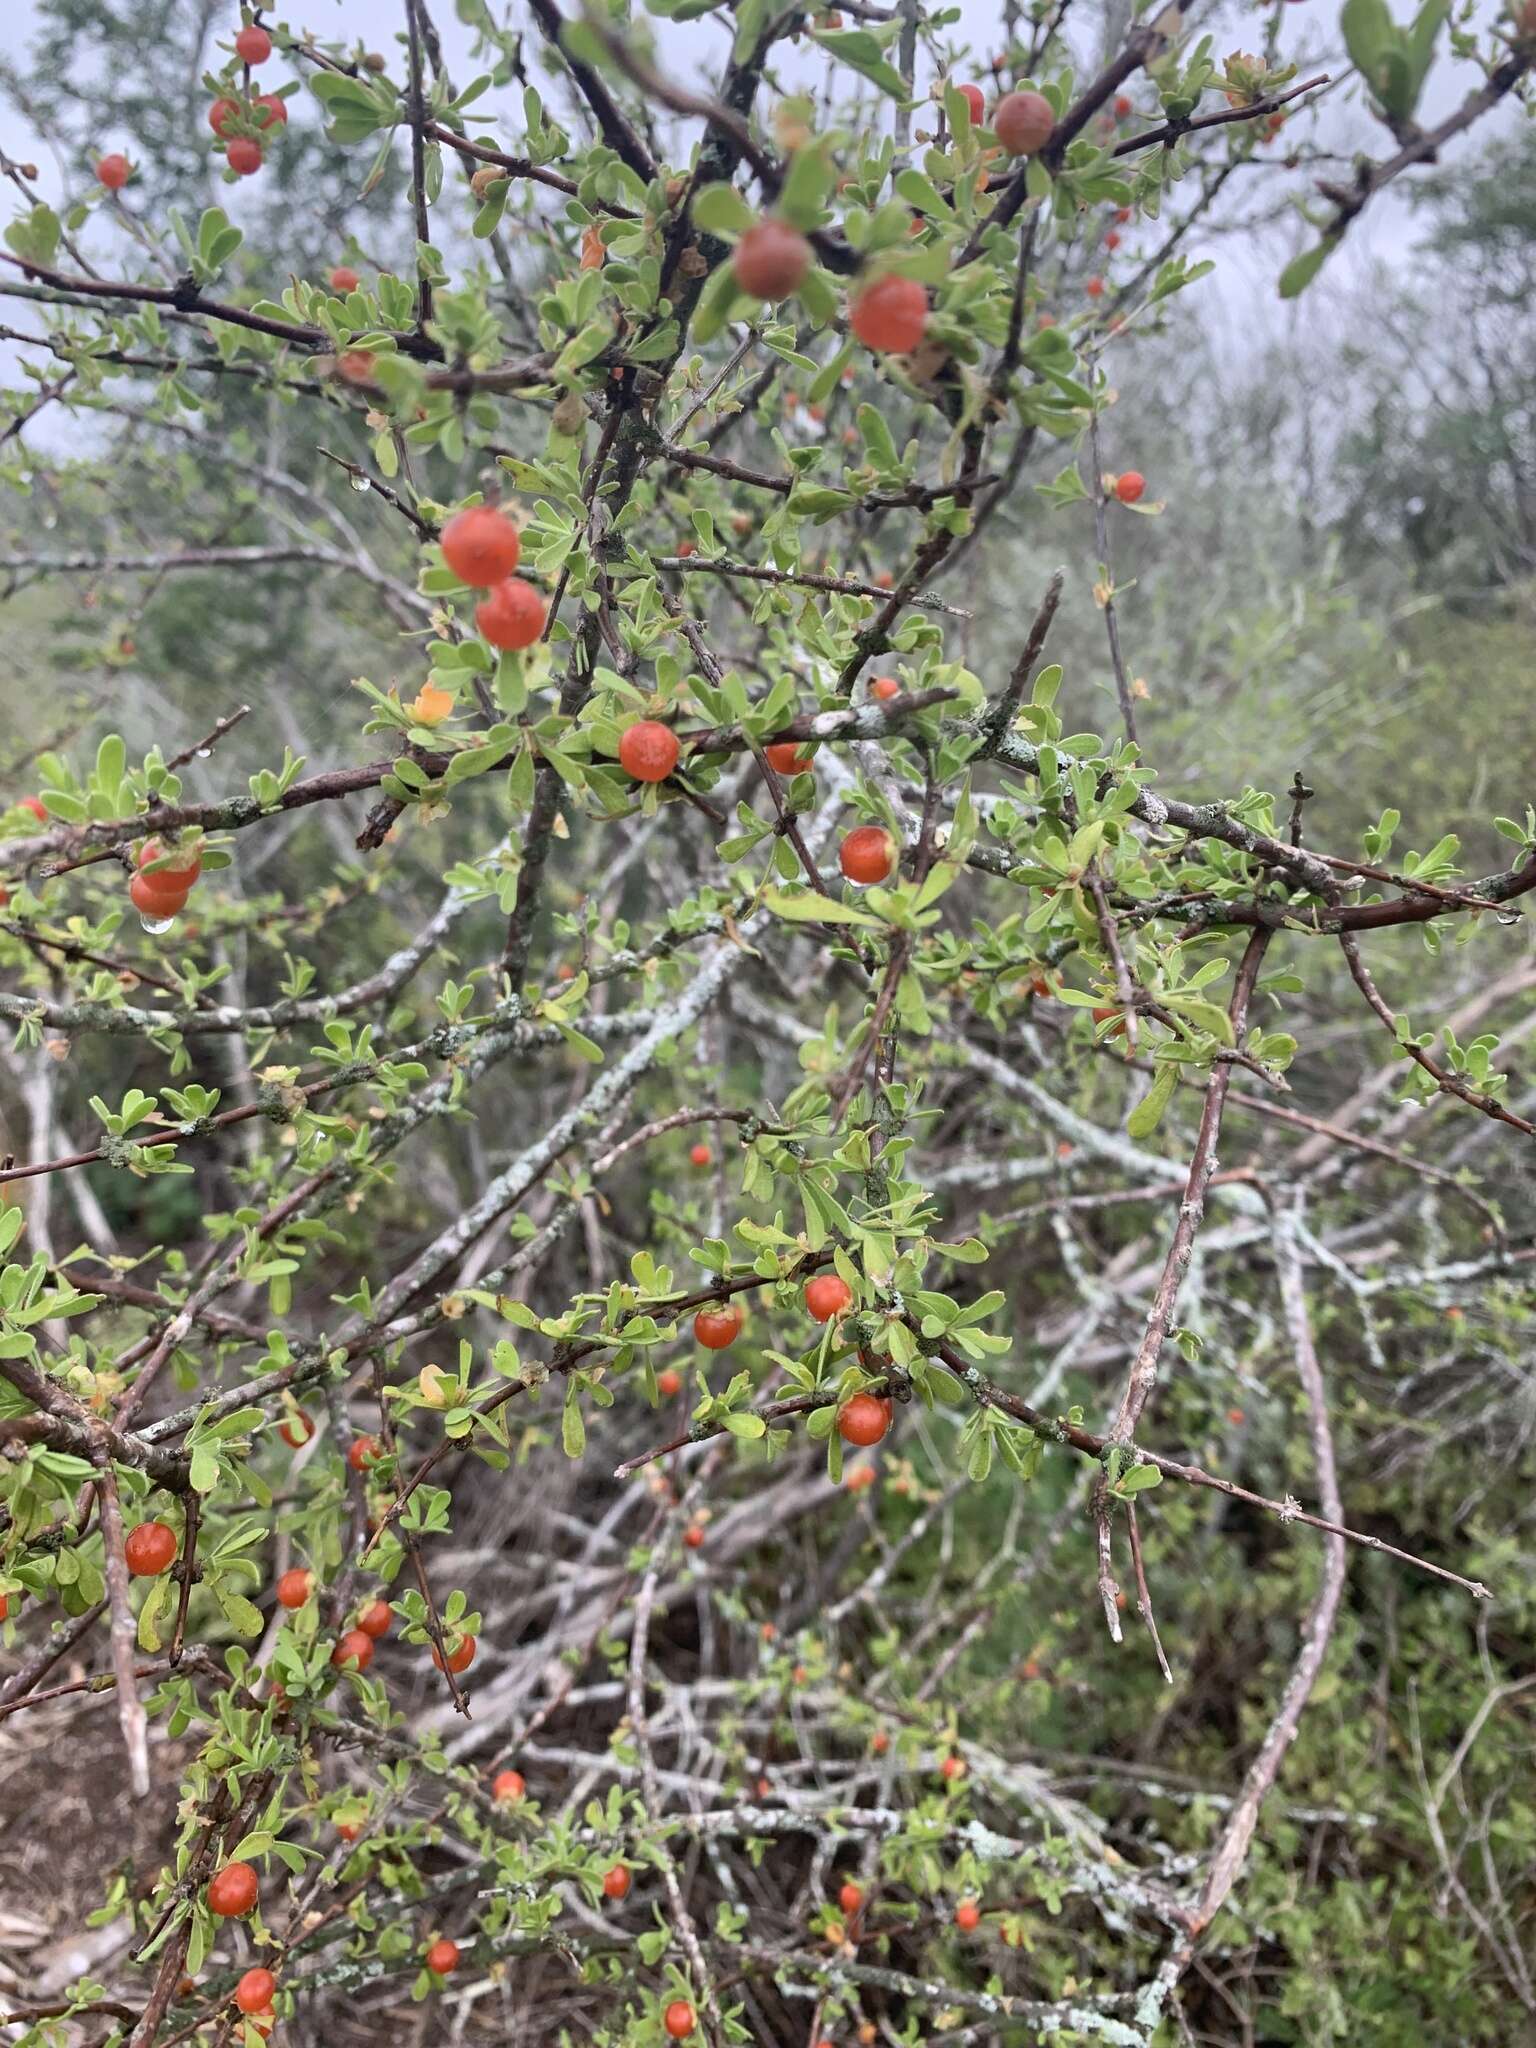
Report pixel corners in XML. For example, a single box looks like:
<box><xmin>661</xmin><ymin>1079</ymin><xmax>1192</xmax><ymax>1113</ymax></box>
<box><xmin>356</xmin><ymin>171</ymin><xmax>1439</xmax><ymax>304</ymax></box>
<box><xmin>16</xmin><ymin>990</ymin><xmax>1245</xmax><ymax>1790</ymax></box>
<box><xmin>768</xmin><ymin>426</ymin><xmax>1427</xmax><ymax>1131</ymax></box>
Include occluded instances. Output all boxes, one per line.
<box><xmin>139</xmin><ymin>913</ymin><xmax>176</xmax><ymax>935</ymax></box>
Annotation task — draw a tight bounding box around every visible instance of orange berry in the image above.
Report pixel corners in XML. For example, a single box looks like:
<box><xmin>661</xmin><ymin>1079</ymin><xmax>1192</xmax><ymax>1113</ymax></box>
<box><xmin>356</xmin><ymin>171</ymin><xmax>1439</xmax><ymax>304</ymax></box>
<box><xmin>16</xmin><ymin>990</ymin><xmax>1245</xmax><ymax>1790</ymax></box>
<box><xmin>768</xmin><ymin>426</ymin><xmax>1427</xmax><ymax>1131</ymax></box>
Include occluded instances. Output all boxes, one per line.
<box><xmin>1114</xmin><ymin>470</ymin><xmax>1145</xmax><ymax>504</ymax></box>
<box><xmin>868</xmin><ymin>674</ymin><xmax>900</xmax><ymax>700</ymax></box>
<box><xmin>441</xmin><ymin>505</ymin><xmax>521</xmax><ymax>588</ymax></box>
<box><xmin>839</xmin><ymin>826</ymin><xmax>896</xmax><ymax>885</ymax></box>
<box><xmin>96</xmin><ymin>153</ymin><xmax>130</xmax><ymax>190</ymax></box>
<box><xmin>235</xmin><ymin>23</ymin><xmax>272</xmax><ymax>62</ymax></box>
<box><xmin>602</xmin><ymin>1861</ymin><xmax>632</xmax><ymax>1899</ymax></box>
<box><xmin>954</xmin><ymin>1897</ymin><xmax>981</xmax><ymax>1931</ymax></box>
<box><xmin>226</xmin><ymin>137</ymin><xmax>263</xmax><ymax>176</ymax></box>
<box><xmin>347</xmin><ymin>1435</ymin><xmax>381</xmax><ymax>1472</ymax></box>
<box><xmin>618</xmin><ymin>721</ymin><xmax>680</xmax><ymax>783</ymax></box>
<box><xmin>657</xmin><ymin>1368</ymin><xmax>683</xmax><ymax>1397</ymax></box>
<box><xmin>357</xmin><ymin>1600</ymin><xmax>391</xmax><ymax>1639</ymax></box>
<box><xmin>839</xmin><ymin>1880</ymin><xmax>865</xmax><ymax>1915</ymax></box>
<box><xmin>849</xmin><ymin>274</ymin><xmax>928</xmax><ymax>353</ymax></box>
<box><xmin>432</xmin><ymin>1633</ymin><xmax>477</xmax><ymax>1674</ymax></box>
<box><xmin>733</xmin><ymin>218</ymin><xmax>811</xmax><ymax>300</ymax></box>
<box><xmin>332</xmin><ymin>1630</ymin><xmax>374</xmax><ymax>1673</ymax></box>
<box><xmin>956</xmin><ymin>82</ymin><xmax>985</xmax><ymax>122</ymax></box>
<box><xmin>687</xmin><ymin>1143</ymin><xmax>711</xmax><ymax>1168</ymax></box>
<box><xmin>693</xmin><ymin>1303</ymin><xmax>743</xmax><ymax>1350</ymax></box>
<box><xmin>278</xmin><ymin>1410</ymin><xmax>313</xmax><ymax>1448</ymax></box>
<box><xmin>764</xmin><ymin>741</ymin><xmax>814</xmax><ymax>775</ymax></box>
<box><xmin>235</xmin><ymin>1968</ymin><xmax>276</xmax><ymax>2015</ymax></box>
<box><xmin>275</xmin><ymin>1568</ymin><xmax>313</xmax><ymax>1610</ymax></box>
<box><xmin>1085</xmin><ymin>275</ymin><xmax>1104</xmax><ymax>299</ymax></box>
<box><xmin>207</xmin><ymin>1862</ymin><xmax>259</xmax><ymax>1918</ymax></box>
<box><xmin>493</xmin><ymin>1769</ymin><xmax>525</xmax><ymax>1802</ymax></box>
<box><xmin>994</xmin><ymin>91</ymin><xmax>1054</xmax><ymax>155</ymax></box>
<box><xmin>683</xmin><ymin>1524</ymin><xmax>705</xmax><ymax>1550</ymax></box>
<box><xmin>425</xmin><ymin>1937</ymin><xmax>460</xmax><ymax>1975</ymax></box>
<box><xmin>664</xmin><ymin>2003</ymin><xmax>696</xmax><ymax>2041</ymax></box>
<box><xmin>130</xmin><ymin>870</ymin><xmax>190</xmax><ymax>919</ymax></box>
<box><xmin>475</xmin><ymin>576</ymin><xmax>544</xmax><ymax>649</ymax></box>
<box><xmin>837</xmin><ymin>1394</ymin><xmax>891</xmax><ymax>1447</ymax></box>
<box><xmin>329</xmin><ymin>265</ymin><xmax>360</xmax><ymax>292</ymax></box>
<box><xmin>805</xmin><ymin>1274</ymin><xmax>853</xmax><ymax>1323</ymax></box>
<box><xmin>124</xmin><ymin>1521</ymin><xmax>177</xmax><ymax>1577</ymax></box>
<box><xmin>941</xmin><ymin>1754</ymin><xmax>966</xmax><ymax>1781</ymax></box>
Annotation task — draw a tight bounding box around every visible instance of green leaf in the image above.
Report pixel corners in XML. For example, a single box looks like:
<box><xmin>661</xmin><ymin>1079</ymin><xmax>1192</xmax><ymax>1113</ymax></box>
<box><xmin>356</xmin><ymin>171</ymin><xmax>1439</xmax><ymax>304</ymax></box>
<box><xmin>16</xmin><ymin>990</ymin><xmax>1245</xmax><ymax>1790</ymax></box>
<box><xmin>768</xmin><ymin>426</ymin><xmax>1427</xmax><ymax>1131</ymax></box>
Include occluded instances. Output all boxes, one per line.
<box><xmin>692</xmin><ymin>183</ymin><xmax>754</xmax><ymax>235</ymax></box>
<box><xmin>1278</xmin><ymin>238</ymin><xmax>1337</xmax><ymax>300</ymax></box>
<box><xmin>1126</xmin><ymin>1062</ymin><xmax>1178</xmax><ymax>1139</ymax></box>
<box><xmin>809</xmin><ymin>27</ymin><xmax>910</xmax><ymax>100</ymax></box>
<box><xmin>760</xmin><ymin>887</ymin><xmax>882</xmax><ymax>927</ymax></box>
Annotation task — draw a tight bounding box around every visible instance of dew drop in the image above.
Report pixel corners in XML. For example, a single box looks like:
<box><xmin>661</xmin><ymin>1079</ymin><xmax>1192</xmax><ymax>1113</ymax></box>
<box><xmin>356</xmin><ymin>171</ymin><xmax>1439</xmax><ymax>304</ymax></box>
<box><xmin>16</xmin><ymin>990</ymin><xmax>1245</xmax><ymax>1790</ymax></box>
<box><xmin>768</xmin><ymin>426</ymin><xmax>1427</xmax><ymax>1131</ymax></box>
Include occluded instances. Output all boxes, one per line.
<box><xmin>139</xmin><ymin>912</ymin><xmax>177</xmax><ymax>935</ymax></box>
<box><xmin>348</xmin><ymin>473</ymin><xmax>372</xmax><ymax>493</ymax></box>
<box><xmin>1495</xmin><ymin>907</ymin><xmax>1521</xmax><ymax>927</ymax></box>
<box><xmin>195</xmin><ymin>747</ymin><xmax>213</xmax><ymax>758</ymax></box>
<box><xmin>42</xmin><ymin>512</ymin><xmax>57</xmax><ymax>529</ymax></box>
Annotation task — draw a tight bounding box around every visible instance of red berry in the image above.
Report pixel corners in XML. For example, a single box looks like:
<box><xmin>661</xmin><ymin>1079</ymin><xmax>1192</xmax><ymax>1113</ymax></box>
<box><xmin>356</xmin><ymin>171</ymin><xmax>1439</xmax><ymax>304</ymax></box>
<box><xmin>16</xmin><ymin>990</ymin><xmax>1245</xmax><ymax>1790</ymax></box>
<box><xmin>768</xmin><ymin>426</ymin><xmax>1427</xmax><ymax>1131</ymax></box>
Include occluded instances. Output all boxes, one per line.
<box><xmin>941</xmin><ymin>1754</ymin><xmax>966</xmax><ymax>1781</ymax></box>
<box><xmin>356</xmin><ymin>1600</ymin><xmax>392</xmax><ymax>1639</ymax></box>
<box><xmin>602</xmin><ymin>1861</ymin><xmax>631</xmax><ymax>1899</ymax></box>
<box><xmin>209</xmin><ymin>97</ymin><xmax>241</xmax><ymax>135</ymax></box>
<box><xmin>441</xmin><ymin>505</ymin><xmax>521</xmax><ymax>587</ymax></box>
<box><xmin>235</xmin><ymin>23</ymin><xmax>272</xmax><ymax>63</ymax></box>
<box><xmin>805</xmin><ymin>1274</ymin><xmax>854</xmax><ymax>1323</ymax></box>
<box><xmin>20</xmin><ymin>796</ymin><xmax>47</xmax><ymax>821</ymax></box>
<box><xmin>235</xmin><ymin>1968</ymin><xmax>276</xmax><ymax>2015</ymax></box>
<box><xmin>617</xmin><ymin>721</ymin><xmax>680</xmax><ymax>783</ymax></box>
<box><xmin>954</xmin><ymin>1897</ymin><xmax>981</xmax><ymax>1931</ymax></box>
<box><xmin>683</xmin><ymin>1523</ymin><xmax>705</xmax><ymax>1549</ymax></box>
<box><xmin>693</xmin><ymin>1304</ymin><xmax>743</xmax><ymax>1351</ymax></box>
<box><xmin>873</xmin><ymin>569</ymin><xmax>895</xmax><ymax>589</ymax></box>
<box><xmin>676</xmin><ymin>539</ymin><xmax>696</xmax><ymax>558</ymax></box>
<box><xmin>868</xmin><ymin>674</ymin><xmax>900</xmax><ymax>701</ymax></box>
<box><xmin>337</xmin><ymin>1820</ymin><xmax>362</xmax><ymax>1842</ymax></box>
<box><xmin>1085</xmin><ymin>275</ymin><xmax>1104</xmax><ymax>299</ymax></box>
<box><xmin>837</xmin><ymin>1393</ymin><xmax>891</xmax><ymax>1448</ymax></box>
<box><xmin>332</xmin><ymin>1629</ymin><xmax>374</xmax><ymax>1673</ymax></box>
<box><xmin>0</xmin><ymin>1593</ymin><xmax>9</xmax><ymax>1620</ymax></box>
<box><xmin>839</xmin><ymin>1880</ymin><xmax>865</xmax><ymax>1915</ymax></box>
<box><xmin>207</xmin><ymin>1862</ymin><xmax>259</xmax><ymax>1918</ymax></box>
<box><xmin>347</xmin><ymin>1435</ymin><xmax>381</xmax><ymax>1472</ymax></box>
<box><xmin>955</xmin><ymin>81</ymin><xmax>986</xmax><ymax>123</ymax></box>
<box><xmin>336</xmin><ymin>350</ymin><xmax>374</xmax><ymax>384</ymax></box>
<box><xmin>139</xmin><ymin>839</ymin><xmax>202</xmax><ymax>886</ymax></box>
<box><xmin>329</xmin><ymin>265</ymin><xmax>360</xmax><ymax>292</ymax></box>
<box><xmin>226</xmin><ymin>137</ymin><xmax>263</xmax><ymax>176</ymax></box>
<box><xmin>687</xmin><ymin>1143</ymin><xmax>711</xmax><ymax>1168</ymax></box>
<box><xmin>1115</xmin><ymin>205</ymin><xmax>1132</xmax><ymax>222</ymax></box>
<box><xmin>732</xmin><ymin>219</ymin><xmax>812</xmax><ymax>301</ymax></box>
<box><xmin>1114</xmin><ymin>470</ymin><xmax>1145</xmax><ymax>504</ymax></box>
<box><xmin>124</xmin><ymin>1520</ymin><xmax>177</xmax><ymax>1577</ymax></box>
<box><xmin>493</xmin><ymin>1769</ymin><xmax>525</xmax><ymax>1802</ymax></box>
<box><xmin>1104</xmin><ymin>229</ymin><xmax>1122</xmax><ymax>251</ymax></box>
<box><xmin>764</xmin><ymin>741</ymin><xmax>814</xmax><ymax>775</ymax></box>
<box><xmin>425</xmin><ymin>1938</ymin><xmax>460</xmax><ymax>1976</ymax></box>
<box><xmin>432</xmin><ymin>1633</ymin><xmax>477</xmax><ymax>1674</ymax></box>
<box><xmin>994</xmin><ymin>91</ymin><xmax>1054</xmax><ymax>155</ymax></box>
<box><xmin>664</xmin><ymin>2004</ymin><xmax>697</xmax><ymax>2042</ymax></box>
<box><xmin>839</xmin><ymin>826</ymin><xmax>896</xmax><ymax>885</ymax></box>
<box><xmin>1114</xmin><ymin>92</ymin><xmax>1133</xmax><ymax>116</ymax></box>
<box><xmin>254</xmin><ymin>92</ymin><xmax>287</xmax><ymax>128</ymax></box>
<box><xmin>657</xmin><ymin>1368</ymin><xmax>683</xmax><ymax>1397</ymax></box>
<box><xmin>849</xmin><ymin>274</ymin><xmax>928</xmax><ymax>354</ymax></box>
<box><xmin>96</xmin><ymin>154</ymin><xmax>130</xmax><ymax>190</ymax></box>
<box><xmin>129</xmin><ymin>870</ymin><xmax>191</xmax><ymax>919</ymax></box>
<box><xmin>275</xmin><ymin>1568</ymin><xmax>313</xmax><ymax>1610</ymax></box>
<box><xmin>475</xmin><ymin>576</ymin><xmax>544</xmax><ymax>649</ymax></box>
<box><xmin>279</xmin><ymin>1410</ymin><xmax>313</xmax><ymax>1448</ymax></box>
